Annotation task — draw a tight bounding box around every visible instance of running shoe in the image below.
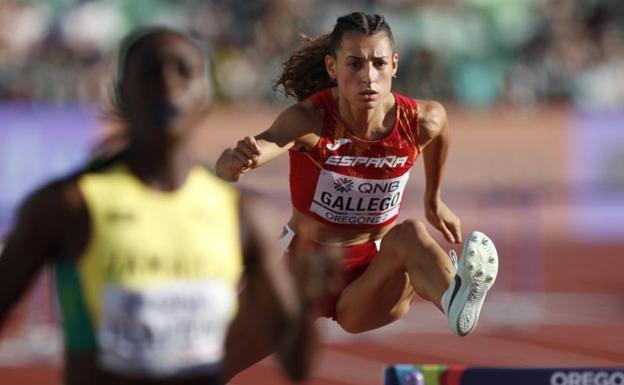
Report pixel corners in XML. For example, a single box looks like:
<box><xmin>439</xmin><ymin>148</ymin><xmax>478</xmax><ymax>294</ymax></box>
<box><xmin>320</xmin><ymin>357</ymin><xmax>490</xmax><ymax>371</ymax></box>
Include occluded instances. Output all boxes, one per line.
<box><xmin>441</xmin><ymin>231</ymin><xmax>498</xmax><ymax>336</ymax></box>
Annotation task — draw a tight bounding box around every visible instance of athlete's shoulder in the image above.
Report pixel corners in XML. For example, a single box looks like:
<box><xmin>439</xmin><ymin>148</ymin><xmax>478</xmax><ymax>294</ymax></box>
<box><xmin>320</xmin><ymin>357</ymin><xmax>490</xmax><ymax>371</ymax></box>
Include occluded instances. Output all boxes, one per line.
<box><xmin>27</xmin><ymin>152</ymin><xmax>127</xmax><ymax>225</ymax></box>
<box><xmin>35</xmin><ymin>173</ymin><xmax>85</xmax><ymax>213</ymax></box>
<box><xmin>415</xmin><ymin>100</ymin><xmax>448</xmax><ymax>144</ymax></box>
<box><xmin>281</xmin><ymin>98</ymin><xmax>322</xmax><ymax>123</ymax></box>
<box><xmin>417</xmin><ymin>99</ymin><xmax>447</xmax><ymax>128</ymax></box>
<box><xmin>417</xmin><ymin>99</ymin><xmax>446</xmax><ymax>114</ymax></box>
<box><xmin>12</xmin><ymin>173</ymin><xmax>86</xmax><ymax>249</ymax></box>
<box><xmin>271</xmin><ymin>98</ymin><xmax>323</xmax><ymax>137</ymax></box>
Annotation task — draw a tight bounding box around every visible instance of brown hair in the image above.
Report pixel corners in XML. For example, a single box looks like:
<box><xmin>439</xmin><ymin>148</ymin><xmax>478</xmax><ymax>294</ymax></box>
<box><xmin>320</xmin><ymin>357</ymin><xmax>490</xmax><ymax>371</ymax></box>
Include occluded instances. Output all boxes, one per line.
<box><xmin>273</xmin><ymin>12</ymin><xmax>395</xmax><ymax>101</ymax></box>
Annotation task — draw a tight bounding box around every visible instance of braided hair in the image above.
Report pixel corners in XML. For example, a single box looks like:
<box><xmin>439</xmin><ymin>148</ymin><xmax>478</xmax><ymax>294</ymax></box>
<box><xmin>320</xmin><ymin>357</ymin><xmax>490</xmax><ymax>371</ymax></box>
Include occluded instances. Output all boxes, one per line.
<box><xmin>274</xmin><ymin>12</ymin><xmax>394</xmax><ymax>101</ymax></box>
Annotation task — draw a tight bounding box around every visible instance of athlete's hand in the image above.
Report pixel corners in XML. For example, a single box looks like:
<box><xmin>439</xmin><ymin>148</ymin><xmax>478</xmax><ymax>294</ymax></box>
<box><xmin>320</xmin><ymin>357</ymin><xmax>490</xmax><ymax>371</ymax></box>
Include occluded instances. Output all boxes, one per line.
<box><xmin>217</xmin><ymin>136</ymin><xmax>262</xmax><ymax>181</ymax></box>
<box><xmin>424</xmin><ymin>197</ymin><xmax>462</xmax><ymax>244</ymax></box>
<box><xmin>233</xmin><ymin>135</ymin><xmax>262</xmax><ymax>170</ymax></box>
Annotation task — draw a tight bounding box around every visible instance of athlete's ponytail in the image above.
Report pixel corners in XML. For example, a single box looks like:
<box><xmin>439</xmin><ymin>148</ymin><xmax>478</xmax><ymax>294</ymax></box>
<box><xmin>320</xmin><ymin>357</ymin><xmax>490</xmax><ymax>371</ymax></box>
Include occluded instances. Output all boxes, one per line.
<box><xmin>273</xmin><ymin>12</ymin><xmax>395</xmax><ymax>101</ymax></box>
<box><xmin>273</xmin><ymin>34</ymin><xmax>334</xmax><ymax>101</ymax></box>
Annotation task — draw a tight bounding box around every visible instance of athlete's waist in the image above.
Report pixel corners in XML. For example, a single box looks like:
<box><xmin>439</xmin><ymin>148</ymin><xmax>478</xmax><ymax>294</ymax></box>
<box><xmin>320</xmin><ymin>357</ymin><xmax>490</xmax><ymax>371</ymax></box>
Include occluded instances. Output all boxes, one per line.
<box><xmin>289</xmin><ymin>208</ymin><xmax>393</xmax><ymax>246</ymax></box>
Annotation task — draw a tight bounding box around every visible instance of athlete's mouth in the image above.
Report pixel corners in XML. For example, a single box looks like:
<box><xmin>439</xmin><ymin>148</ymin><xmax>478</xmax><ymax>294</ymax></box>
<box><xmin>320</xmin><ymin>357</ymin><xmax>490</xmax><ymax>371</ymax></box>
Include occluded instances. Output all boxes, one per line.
<box><xmin>153</xmin><ymin>102</ymin><xmax>182</xmax><ymax>122</ymax></box>
<box><xmin>359</xmin><ymin>89</ymin><xmax>377</xmax><ymax>95</ymax></box>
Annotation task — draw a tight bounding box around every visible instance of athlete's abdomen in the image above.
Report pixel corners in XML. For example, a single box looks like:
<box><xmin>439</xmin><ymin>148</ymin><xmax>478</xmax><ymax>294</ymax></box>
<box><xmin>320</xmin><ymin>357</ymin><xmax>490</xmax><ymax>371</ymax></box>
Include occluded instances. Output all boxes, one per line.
<box><xmin>289</xmin><ymin>208</ymin><xmax>394</xmax><ymax>246</ymax></box>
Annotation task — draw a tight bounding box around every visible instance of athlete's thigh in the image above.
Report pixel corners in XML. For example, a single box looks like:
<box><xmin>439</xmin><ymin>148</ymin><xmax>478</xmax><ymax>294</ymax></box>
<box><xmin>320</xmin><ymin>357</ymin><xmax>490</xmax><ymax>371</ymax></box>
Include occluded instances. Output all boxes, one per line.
<box><xmin>335</xmin><ymin>238</ymin><xmax>415</xmax><ymax>333</ymax></box>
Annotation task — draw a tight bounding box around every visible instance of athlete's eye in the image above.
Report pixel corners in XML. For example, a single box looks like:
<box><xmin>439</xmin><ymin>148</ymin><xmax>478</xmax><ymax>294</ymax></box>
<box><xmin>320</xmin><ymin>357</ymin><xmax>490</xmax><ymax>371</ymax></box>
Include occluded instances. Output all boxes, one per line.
<box><xmin>348</xmin><ymin>61</ymin><xmax>363</xmax><ymax>70</ymax></box>
<box><xmin>374</xmin><ymin>60</ymin><xmax>387</xmax><ymax>68</ymax></box>
<box><xmin>177</xmin><ymin>59</ymin><xmax>191</xmax><ymax>78</ymax></box>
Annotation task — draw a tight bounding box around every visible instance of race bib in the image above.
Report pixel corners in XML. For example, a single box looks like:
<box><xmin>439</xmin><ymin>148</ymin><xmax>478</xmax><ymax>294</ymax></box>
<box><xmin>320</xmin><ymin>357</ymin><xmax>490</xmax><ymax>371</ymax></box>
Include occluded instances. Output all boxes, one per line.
<box><xmin>98</xmin><ymin>281</ymin><xmax>236</xmax><ymax>377</ymax></box>
<box><xmin>310</xmin><ymin>170</ymin><xmax>410</xmax><ymax>225</ymax></box>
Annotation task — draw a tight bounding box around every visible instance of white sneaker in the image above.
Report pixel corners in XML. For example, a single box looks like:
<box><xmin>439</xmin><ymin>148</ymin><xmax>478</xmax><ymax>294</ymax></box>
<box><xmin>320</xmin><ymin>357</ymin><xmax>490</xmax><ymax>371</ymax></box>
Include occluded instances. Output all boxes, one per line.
<box><xmin>441</xmin><ymin>231</ymin><xmax>498</xmax><ymax>336</ymax></box>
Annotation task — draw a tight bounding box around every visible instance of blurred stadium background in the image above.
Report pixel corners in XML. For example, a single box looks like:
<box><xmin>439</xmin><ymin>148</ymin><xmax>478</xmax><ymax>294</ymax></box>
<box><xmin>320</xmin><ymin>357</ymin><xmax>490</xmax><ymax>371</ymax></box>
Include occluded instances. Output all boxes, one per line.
<box><xmin>0</xmin><ymin>0</ymin><xmax>623</xmax><ymax>384</ymax></box>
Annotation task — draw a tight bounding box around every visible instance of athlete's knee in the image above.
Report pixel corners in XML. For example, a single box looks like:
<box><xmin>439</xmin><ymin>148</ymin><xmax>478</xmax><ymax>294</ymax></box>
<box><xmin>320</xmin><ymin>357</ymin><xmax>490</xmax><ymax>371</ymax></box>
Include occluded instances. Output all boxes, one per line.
<box><xmin>335</xmin><ymin>305</ymin><xmax>368</xmax><ymax>334</ymax></box>
<box><xmin>383</xmin><ymin>219</ymin><xmax>434</xmax><ymax>260</ymax></box>
<box><xmin>390</xmin><ymin>297</ymin><xmax>412</xmax><ymax>319</ymax></box>
<box><xmin>399</xmin><ymin>219</ymin><xmax>434</xmax><ymax>244</ymax></box>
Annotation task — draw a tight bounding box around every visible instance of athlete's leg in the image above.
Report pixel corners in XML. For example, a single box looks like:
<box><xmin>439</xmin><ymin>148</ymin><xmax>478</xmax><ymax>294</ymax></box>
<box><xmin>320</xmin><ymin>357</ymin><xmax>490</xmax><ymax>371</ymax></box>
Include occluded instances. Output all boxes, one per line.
<box><xmin>336</xmin><ymin>219</ymin><xmax>455</xmax><ymax>333</ymax></box>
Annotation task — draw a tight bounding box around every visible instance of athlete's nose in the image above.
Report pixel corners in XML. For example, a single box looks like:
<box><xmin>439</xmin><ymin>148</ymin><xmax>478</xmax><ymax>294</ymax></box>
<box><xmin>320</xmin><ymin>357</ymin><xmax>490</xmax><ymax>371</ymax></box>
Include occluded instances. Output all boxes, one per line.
<box><xmin>362</xmin><ymin>61</ymin><xmax>376</xmax><ymax>85</ymax></box>
<box><xmin>160</xmin><ymin>61</ymin><xmax>185</xmax><ymax>99</ymax></box>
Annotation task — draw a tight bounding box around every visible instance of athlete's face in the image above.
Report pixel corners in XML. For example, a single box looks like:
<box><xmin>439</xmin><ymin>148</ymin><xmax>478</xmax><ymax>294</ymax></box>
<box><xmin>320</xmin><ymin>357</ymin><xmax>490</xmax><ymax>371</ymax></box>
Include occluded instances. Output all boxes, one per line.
<box><xmin>325</xmin><ymin>32</ymin><xmax>398</xmax><ymax>109</ymax></box>
<box><xmin>121</xmin><ymin>32</ymin><xmax>208</xmax><ymax>138</ymax></box>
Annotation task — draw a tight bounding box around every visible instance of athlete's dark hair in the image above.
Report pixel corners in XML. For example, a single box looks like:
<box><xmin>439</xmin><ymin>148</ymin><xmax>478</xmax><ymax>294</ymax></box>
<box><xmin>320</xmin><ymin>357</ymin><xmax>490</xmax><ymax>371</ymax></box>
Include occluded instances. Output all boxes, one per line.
<box><xmin>273</xmin><ymin>12</ymin><xmax>395</xmax><ymax>101</ymax></box>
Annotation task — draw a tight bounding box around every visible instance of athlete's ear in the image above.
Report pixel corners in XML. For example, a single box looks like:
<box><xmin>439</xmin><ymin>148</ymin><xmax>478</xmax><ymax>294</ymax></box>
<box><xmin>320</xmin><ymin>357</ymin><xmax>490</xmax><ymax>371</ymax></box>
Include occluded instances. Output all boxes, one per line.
<box><xmin>325</xmin><ymin>54</ymin><xmax>337</xmax><ymax>81</ymax></box>
<box><xmin>392</xmin><ymin>52</ymin><xmax>399</xmax><ymax>77</ymax></box>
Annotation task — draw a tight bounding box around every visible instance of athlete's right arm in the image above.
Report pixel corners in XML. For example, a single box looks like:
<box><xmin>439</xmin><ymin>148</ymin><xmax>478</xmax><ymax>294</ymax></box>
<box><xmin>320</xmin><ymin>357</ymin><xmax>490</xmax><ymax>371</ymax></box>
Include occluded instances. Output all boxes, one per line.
<box><xmin>236</xmin><ymin>194</ymin><xmax>317</xmax><ymax>381</ymax></box>
<box><xmin>0</xmin><ymin>180</ymin><xmax>88</xmax><ymax>328</ymax></box>
<box><xmin>215</xmin><ymin>101</ymin><xmax>321</xmax><ymax>182</ymax></box>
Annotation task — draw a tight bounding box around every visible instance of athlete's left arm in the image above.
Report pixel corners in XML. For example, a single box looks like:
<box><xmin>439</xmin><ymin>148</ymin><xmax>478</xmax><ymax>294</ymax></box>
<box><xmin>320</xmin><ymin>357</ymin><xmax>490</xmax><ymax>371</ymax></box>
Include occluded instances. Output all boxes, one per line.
<box><xmin>417</xmin><ymin>100</ymin><xmax>462</xmax><ymax>244</ymax></box>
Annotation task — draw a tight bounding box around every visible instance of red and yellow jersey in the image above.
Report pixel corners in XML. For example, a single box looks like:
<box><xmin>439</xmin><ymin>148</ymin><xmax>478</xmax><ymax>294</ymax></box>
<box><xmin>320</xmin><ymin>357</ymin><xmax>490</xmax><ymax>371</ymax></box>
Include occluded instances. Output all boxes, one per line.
<box><xmin>289</xmin><ymin>88</ymin><xmax>421</xmax><ymax>229</ymax></box>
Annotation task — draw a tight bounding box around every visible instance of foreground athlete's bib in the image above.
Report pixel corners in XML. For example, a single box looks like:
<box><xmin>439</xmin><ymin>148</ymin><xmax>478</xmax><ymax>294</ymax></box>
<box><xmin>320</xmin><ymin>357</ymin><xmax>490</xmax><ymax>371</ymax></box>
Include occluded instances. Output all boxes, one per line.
<box><xmin>310</xmin><ymin>169</ymin><xmax>410</xmax><ymax>225</ymax></box>
<box><xmin>99</xmin><ymin>281</ymin><xmax>235</xmax><ymax>376</ymax></box>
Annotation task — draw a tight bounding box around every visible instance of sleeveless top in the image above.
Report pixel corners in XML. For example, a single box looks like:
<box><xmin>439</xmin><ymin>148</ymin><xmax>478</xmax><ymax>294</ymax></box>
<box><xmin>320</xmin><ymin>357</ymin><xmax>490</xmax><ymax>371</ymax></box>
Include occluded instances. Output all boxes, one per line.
<box><xmin>289</xmin><ymin>88</ymin><xmax>421</xmax><ymax>229</ymax></box>
<box><xmin>54</xmin><ymin>163</ymin><xmax>243</xmax><ymax>378</ymax></box>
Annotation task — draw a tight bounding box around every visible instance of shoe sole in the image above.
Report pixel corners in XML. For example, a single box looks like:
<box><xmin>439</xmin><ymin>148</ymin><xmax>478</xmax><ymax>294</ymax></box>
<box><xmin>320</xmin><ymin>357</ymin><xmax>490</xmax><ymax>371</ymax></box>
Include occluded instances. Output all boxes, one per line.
<box><xmin>449</xmin><ymin>231</ymin><xmax>498</xmax><ymax>336</ymax></box>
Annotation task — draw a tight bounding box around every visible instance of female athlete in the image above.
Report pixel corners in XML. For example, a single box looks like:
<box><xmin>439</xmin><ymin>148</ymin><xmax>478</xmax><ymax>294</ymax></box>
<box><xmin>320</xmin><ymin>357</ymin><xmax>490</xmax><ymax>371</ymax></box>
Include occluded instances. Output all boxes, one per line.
<box><xmin>216</xmin><ymin>11</ymin><xmax>499</xmax><ymax>381</ymax></box>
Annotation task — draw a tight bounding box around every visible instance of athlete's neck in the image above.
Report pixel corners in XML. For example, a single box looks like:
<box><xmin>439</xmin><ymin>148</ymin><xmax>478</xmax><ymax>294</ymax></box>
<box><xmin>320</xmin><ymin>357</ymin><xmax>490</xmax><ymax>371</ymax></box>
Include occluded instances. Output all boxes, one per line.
<box><xmin>125</xmin><ymin>135</ymin><xmax>195</xmax><ymax>191</ymax></box>
<box><xmin>335</xmin><ymin>90</ymin><xmax>395</xmax><ymax>140</ymax></box>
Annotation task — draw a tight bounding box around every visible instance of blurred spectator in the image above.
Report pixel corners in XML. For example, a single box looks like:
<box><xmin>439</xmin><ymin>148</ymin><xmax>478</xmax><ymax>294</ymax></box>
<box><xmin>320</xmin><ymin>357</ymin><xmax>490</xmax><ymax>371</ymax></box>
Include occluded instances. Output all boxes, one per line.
<box><xmin>0</xmin><ymin>0</ymin><xmax>622</xmax><ymax>109</ymax></box>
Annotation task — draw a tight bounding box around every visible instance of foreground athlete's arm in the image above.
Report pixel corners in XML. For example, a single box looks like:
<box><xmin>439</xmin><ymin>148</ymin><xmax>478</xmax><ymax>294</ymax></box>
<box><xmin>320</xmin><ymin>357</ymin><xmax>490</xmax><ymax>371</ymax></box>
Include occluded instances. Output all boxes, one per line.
<box><xmin>215</xmin><ymin>101</ymin><xmax>321</xmax><ymax>182</ymax></box>
<box><xmin>418</xmin><ymin>100</ymin><xmax>462</xmax><ymax>244</ymax></box>
<box><xmin>237</xmin><ymin>195</ymin><xmax>318</xmax><ymax>381</ymax></box>
<box><xmin>0</xmin><ymin>180</ymin><xmax>88</xmax><ymax>328</ymax></box>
